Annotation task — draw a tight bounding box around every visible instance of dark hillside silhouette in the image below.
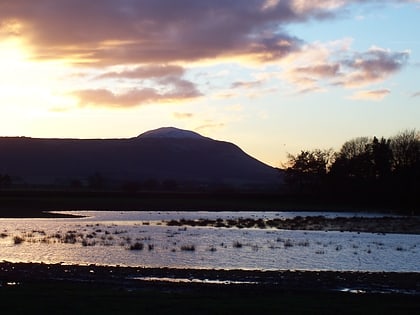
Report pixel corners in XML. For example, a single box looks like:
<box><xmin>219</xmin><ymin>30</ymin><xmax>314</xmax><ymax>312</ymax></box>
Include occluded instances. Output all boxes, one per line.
<box><xmin>0</xmin><ymin>127</ymin><xmax>282</xmax><ymax>190</ymax></box>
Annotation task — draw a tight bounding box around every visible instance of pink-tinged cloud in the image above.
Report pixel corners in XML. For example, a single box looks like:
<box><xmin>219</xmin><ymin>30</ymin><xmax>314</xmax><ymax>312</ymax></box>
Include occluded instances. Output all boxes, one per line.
<box><xmin>282</xmin><ymin>42</ymin><xmax>409</xmax><ymax>93</ymax></box>
<box><xmin>0</xmin><ymin>1</ymin><xmax>312</xmax><ymax>65</ymax></box>
<box><xmin>82</xmin><ymin>64</ymin><xmax>202</xmax><ymax>107</ymax></box>
<box><xmin>1</xmin><ymin>1</ymin><xmax>414</xmax><ymax>67</ymax></box>
<box><xmin>339</xmin><ymin>48</ymin><xmax>409</xmax><ymax>87</ymax></box>
<box><xmin>231</xmin><ymin>80</ymin><xmax>264</xmax><ymax>89</ymax></box>
<box><xmin>73</xmin><ymin>76</ymin><xmax>202</xmax><ymax>107</ymax></box>
<box><xmin>73</xmin><ymin>89</ymin><xmax>160</xmax><ymax>107</ymax></box>
<box><xmin>4</xmin><ymin>0</ymin><xmax>399</xmax><ymax>66</ymax></box>
<box><xmin>294</xmin><ymin>64</ymin><xmax>340</xmax><ymax>78</ymax></box>
<box><xmin>350</xmin><ymin>89</ymin><xmax>391</xmax><ymax>101</ymax></box>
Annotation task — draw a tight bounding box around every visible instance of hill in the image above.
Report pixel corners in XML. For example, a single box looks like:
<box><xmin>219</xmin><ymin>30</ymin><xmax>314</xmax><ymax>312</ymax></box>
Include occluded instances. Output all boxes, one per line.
<box><xmin>0</xmin><ymin>127</ymin><xmax>282</xmax><ymax>190</ymax></box>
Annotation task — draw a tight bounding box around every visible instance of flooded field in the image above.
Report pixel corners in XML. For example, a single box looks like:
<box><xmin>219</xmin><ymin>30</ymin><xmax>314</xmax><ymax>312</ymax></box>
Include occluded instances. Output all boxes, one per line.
<box><xmin>0</xmin><ymin>211</ymin><xmax>418</xmax><ymax>272</ymax></box>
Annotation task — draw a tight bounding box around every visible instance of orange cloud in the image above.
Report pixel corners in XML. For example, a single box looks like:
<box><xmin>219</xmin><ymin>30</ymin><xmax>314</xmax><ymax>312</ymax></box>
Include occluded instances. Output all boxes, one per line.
<box><xmin>73</xmin><ymin>77</ymin><xmax>202</xmax><ymax>108</ymax></box>
<box><xmin>96</xmin><ymin>65</ymin><xmax>185</xmax><ymax>80</ymax></box>
<box><xmin>350</xmin><ymin>89</ymin><xmax>391</xmax><ymax>101</ymax></box>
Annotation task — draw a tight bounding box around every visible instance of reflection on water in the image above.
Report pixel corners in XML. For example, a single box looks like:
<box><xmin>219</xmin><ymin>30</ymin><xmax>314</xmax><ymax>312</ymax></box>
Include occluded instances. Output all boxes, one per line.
<box><xmin>131</xmin><ymin>276</ymin><xmax>259</xmax><ymax>285</ymax></box>
<box><xmin>0</xmin><ymin>211</ymin><xmax>418</xmax><ymax>272</ymax></box>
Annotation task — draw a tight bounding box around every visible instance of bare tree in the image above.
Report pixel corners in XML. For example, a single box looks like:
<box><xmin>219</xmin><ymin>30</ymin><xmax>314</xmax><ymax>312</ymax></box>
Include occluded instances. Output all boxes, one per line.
<box><xmin>390</xmin><ymin>129</ymin><xmax>420</xmax><ymax>171</ymax></box>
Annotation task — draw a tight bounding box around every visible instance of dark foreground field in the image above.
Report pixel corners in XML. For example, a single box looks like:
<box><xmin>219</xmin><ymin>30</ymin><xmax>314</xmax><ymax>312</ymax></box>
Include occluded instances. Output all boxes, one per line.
<box><xmin>0</xmin><ymin>262</ymin><xmax>419</xmax><ymax>315</ymax></box>
<box><xmin>1</xmin><ymin>281</ymin><xmax>419</xmax><ymax>315</ymax></box>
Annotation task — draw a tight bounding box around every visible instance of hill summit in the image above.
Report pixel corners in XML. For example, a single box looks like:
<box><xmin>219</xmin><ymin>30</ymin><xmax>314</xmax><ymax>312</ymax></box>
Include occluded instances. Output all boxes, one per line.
<box><xmin>138</xmin><ymin>127</ymin><xmax>205</xmax><ymax>139</ymax></box>
<box><xmin>0</xmin><ymin>128</ymin><xmax>282</xmax><ymax>190</ymax></box>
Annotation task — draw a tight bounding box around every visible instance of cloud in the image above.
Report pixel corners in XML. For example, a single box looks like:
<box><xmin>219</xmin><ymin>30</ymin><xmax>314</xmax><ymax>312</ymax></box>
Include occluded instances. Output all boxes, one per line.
<box><xmin>338</xmin><ymin>47</ymin><xmax>409</xmax><ymax>87</ymax></box>
<box><xmin>173</xmin><ymin>112</ymin><xmax>194</xmax><ymax>119</ymax></box>
<box><xmin>350</xmin><ymin>89</ymin><xmax>391</xmax><ymax>101</ymax></box>
<box><xmin>294</xmin><ymin>64</ymin><xmax>340</xmax><ymax>78</ymax></box>
<box><xmin>73</xmin><ymin>88</ymin><xmax>159</xmax><ymax>107</ymax></box>
<box><xmin>411</xmin><ymin>91</ymin><xmax>420</xmax><ymax>97</ymax></box>
<box><xmin>281</xmin><ymin>40</ymin><xmax>409</xmax><ymax>93</ymax></box>
<box><xmin>96</xmin><ymin>65</ymin><xmax>185</xmax><ymax>80</ymax></box>
<box><xmin>195</xmin><ymin>123</ymin><xmax>225</xmax><ymax>132</ymax></box>
<box><xmin>291</xmin><ymin>0</ymin><xmax>349</xmax><ymax>15</ymax></box>
<box><xmin>0</xmin><ymin>1</ymin><xmax>302</xmax><ymax>64</ymax></box>
<box><xmin>1</xmin><ymin>0</ymin><xmax>414</xmax><ymax>107</ymax></box>
<box><xmin>78</xmin><ymin>64</ymin><xmax>201</xmax><ymax>107</ymax></box>
<box><xmin>0</xmin><ymin>19</ymin><xmax>23</xmax><ymax>36</ymax></box>
<box><xmin>1</xmin><ymin>0</ymin><xmax>384</xmax><ymax>66</ymax></box>
<box><xmin>73</xmin><ymin>75</ymin><xmax>202</xmax><ymax>107</ymax></box>
<box><xmin>231</xmin><ymin>80</ymin><xmax>264</xmax><ymax>89</ymax></box>
<box><xmin>1</xmin><ymin>1</ymin><xmax>415</xmax><ymax>67</ymax></box>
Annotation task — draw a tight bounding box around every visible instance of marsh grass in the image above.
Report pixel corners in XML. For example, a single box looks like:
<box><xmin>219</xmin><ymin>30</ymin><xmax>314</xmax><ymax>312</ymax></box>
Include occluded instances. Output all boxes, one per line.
<box><xmin>180</xmin><ymin>244</ymin><xmax>195</xmax><ymax>251</ymax></box>
<box><xmin>129</xmin><ymin>242</ymin><xmax>144</xmax><ymax>250</ymax></box>
<box><xmin>233</xmin><ymin>241</ymin><xmax>243</xmax><ymax>248</ymax></box>
<box><xmin>13</xmin><ymin>236</ymin><xmax>24</xmax><ymax>244</ymax></box>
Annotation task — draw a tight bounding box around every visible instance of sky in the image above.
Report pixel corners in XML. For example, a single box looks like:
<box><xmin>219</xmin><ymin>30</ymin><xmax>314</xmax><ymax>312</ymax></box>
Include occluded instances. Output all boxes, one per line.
<box><xmin>0</xmin><ymin>0</ymin><xmax>419</xmax><ymax>167</ymax></box>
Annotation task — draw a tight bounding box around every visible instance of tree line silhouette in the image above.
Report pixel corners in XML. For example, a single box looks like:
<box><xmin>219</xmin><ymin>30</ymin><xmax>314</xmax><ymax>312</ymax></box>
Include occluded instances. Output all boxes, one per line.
<box><xmin>284</xmin><ymin>130</ymin><xmax>419</xmax><ymax>214</ymax></box>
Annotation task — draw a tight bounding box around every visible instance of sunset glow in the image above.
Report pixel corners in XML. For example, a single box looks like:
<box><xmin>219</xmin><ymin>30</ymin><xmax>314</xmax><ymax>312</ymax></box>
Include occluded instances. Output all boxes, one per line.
<box><xmin>0</xmin><ymin>1</ymin><xmax>419</xmax><ymax>166</ymax></box>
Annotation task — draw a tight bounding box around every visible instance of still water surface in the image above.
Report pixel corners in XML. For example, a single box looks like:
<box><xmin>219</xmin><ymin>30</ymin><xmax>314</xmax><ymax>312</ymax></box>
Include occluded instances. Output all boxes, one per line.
<box><xmin>0</xmin><ymin>211</ymin><xmax>418</xmax><ymax>272</ymax></box>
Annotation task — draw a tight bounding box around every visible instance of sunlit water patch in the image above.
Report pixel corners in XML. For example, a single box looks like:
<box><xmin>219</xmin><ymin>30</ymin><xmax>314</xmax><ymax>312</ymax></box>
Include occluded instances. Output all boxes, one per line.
<box><xmin>0</xmin><ymin>211</ymin><xmax>418</xmax><ymax>272</ymax></box>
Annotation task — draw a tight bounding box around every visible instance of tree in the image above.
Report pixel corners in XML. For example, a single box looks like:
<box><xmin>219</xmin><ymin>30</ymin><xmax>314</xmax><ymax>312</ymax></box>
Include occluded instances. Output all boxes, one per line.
<box><xmin>389</xmin><ymin>130</ymin><xmax>420</xmax><ymax>210</ymax></box>
<box><xmin>371</xmin><ymin>136</ymin><xmax>393</xmax><ymax>179</ymax></box>
<box><xmin>331</xmin><ymin>137</ymin><xmax>374</xmax><ymax>180</ymax></box>
<box><xmin>285</xmin><ymin>149</ymin><xmax>334</xmax><ymax>192</ymax></box>
<box><xmin>390</xmin><ymin>129</ymin><xmax>420</xmax><ymax>172</ymax></box>
<box><xmin>338</xmin><ymin>137</ymin><xmax>370</xmax><ymax>160</ymax></box>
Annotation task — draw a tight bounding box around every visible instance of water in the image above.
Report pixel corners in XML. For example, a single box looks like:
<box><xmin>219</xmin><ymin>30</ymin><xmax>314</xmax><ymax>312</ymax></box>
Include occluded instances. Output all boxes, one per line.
<box><xmin>0</xmin><ymin>211</ymin><xmax>418</xmax><ymax>272</ymax></box>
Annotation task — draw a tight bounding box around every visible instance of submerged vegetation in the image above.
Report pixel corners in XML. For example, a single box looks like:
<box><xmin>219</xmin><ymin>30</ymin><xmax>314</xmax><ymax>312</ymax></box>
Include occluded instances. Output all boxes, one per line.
<box><xmin>165</xmin><ymin>216</ymin><xmax>420</xmax><ymax>234</ymax></box>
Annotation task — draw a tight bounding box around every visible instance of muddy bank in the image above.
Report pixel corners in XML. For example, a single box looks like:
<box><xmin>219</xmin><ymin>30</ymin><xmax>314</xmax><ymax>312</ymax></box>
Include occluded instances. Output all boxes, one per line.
<box><xmin>1</xmin><ymin>262</ymin><xmax>419</xmax><ymax>295</ymax></box>
<box><xmin>1</xmin><ymin>262</ymin><xmax>419</xmax><ymax>314</ymax></box>
<box><xmin>166</xmin><ymin>216</ymin><xmax>420</xmax><ymax>234</ymax></box>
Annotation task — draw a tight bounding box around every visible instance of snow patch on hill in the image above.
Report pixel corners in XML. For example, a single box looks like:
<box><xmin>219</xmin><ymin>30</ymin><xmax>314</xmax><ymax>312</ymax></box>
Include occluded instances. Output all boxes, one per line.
<box><xmin>138</xmin><ymin>127</ymin><xmax>207</xmax><ymax>139</ymax></box>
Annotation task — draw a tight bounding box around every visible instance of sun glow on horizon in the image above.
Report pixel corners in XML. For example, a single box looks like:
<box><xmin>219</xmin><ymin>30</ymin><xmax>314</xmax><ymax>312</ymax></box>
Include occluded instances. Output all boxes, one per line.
<box><xmin>0</xmin><ymin>38</ymin><xmax>80</xmax><ymax>135</ymax></box>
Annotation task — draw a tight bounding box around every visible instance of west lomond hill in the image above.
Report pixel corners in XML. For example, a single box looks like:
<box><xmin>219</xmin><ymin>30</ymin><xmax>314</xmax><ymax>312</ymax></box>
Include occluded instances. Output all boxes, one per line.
<box><xmin>0</xmin><ymin>127</ymin><xmax>282</xmax><ymax>190</ymax></box>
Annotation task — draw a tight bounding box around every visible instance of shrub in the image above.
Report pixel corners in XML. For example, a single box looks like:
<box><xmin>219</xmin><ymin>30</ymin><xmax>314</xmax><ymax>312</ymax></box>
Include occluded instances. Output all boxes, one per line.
<box><xmin>180</xmin><ymin>244</ymin><xmax>195</xmax><ymax>251</ymax></box>
<box><xmin>130</xmin><ymin>242</ymin><xmax>144</xmax><ymax>250</ymax></box>
<box><xmin>233</xmin><ymin>241</ymin><xmax>242</xmax><ymax>248</ymax></box>
<box><xmin>13</xmin><ymin>236</ymin><xmax>24</xmax><ymax>245</ymax></box>
<box><xmin>284</xmin><ymin>239</ymin><xmax>294</xmax><ymax>248</ymax></box>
